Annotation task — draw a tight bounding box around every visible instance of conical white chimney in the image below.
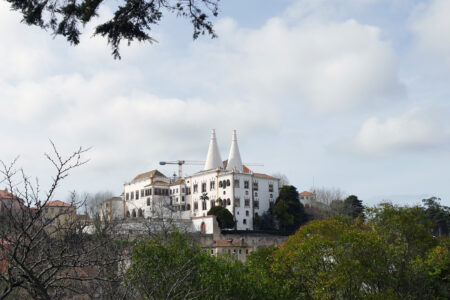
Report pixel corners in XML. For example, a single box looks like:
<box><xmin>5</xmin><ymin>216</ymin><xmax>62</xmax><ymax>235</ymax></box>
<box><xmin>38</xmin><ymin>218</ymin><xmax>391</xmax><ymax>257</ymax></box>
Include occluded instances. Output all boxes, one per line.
<box><xmin>204</xmin><ymin>129</ymin><xmax>223</xmax><ymax>170</ymax></box>
<box><xmin>226</xmin><ymin>130</ymin><xmax>243</xmax><ymax>172</ymax></box>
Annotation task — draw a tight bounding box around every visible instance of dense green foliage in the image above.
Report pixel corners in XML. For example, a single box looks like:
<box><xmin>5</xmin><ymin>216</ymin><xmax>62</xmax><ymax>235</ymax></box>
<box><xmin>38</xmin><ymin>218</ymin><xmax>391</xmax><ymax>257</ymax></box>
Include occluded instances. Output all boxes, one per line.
<box><xmin>126</xmin><ymin>231</ymin><xmax>274</xmax><ymax>299</ymax></box>
<box><xmin>422</xmin><ymin>197</ymin><xmax>450</xmax><ymax>236</ymax></box>
<box><xmin>207</xmin><ymin>206</ymin><xmax>235</xmax><ymax>229</ymax></box>
<box><xmin>273</xmin><ymin>185</ymin><xmax>307</xmax><ymax>233</ymax></box>
<box><xmin>6</xmin><ymin>0</ymin><xmax>219</xmax><ymax>58</ymax></box>
<box><xmin>127</xmin><ymin>203</ymin><xmax>450</xmax><ymax>300</ymax></box>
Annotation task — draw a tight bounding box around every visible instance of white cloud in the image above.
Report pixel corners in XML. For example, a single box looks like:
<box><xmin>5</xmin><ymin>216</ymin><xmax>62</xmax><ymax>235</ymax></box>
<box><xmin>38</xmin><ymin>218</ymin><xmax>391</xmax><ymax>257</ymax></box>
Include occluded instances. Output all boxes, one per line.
<box><xmin>174</xmin><ymin>14</ymin><xmax>404</xmax><ymax>112</ymax></box>
<box><xmin>411</xmin><ymin>0</ymin><xmax>450</xmax><ymax>65</ymax></box>
<box><xmin>353</xmin><ymin>108</ymin><xmax>450</xmax><ymax>155</ymax></box>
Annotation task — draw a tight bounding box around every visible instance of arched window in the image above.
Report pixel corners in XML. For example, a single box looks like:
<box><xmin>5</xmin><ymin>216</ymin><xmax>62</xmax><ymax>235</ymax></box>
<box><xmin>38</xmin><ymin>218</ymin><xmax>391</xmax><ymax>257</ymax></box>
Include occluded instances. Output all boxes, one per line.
<box><xmin>138</xmin><ymin>208</ymin><xmax>143</xmax><ymax>218</ymax></box>
<box><xmin>243</xmin><ymin>219</ymin><xmax>247</xmax><ymax>225</ymax></box>
<box><xmin>227</xmin><ymin>198</ymin><xmax>231</xmax><ymax>205</ymax></box>
<box><xmin>201</xmin><ymin>222</ymin><xmax>206</xmax><ymax>233</ymax></box>
<box><xmin>126</xmin><ymin>210</ymin><xmax>130</xmax><ymax>217</ymax></box>
<box><xmin>187</xmin><ymin>204</ymin><xmax>191</xmax><ymax>210</ymax></box>
<box><xmin>132</xmin><ymin>209</ymin><xmax>136</xmax><ymax>218</ymax></box>
<box><xmin>219</xmin><ymin>181</ymin><xmax>223</xmax><ymax>188</ymax></box>
<box><xmin>226</xmin><ymin>179</ymin><xmax>230</xmax><ymax>186</ymax></box>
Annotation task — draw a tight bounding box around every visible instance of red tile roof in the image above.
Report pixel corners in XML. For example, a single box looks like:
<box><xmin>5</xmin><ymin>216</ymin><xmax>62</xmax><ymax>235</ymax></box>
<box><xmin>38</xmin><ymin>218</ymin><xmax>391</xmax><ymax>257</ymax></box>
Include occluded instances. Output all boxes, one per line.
<box><xmin>132</xmin><ymin>170</ymin><xmax>166</xmax><ymax>182</ymax></box>
<box><xmin>253</xmin><ymin>173</ymin><xmax>278</xmax><ymax>180</ymax></box>
<box><xmin>44</xmin><ymin>200</ymin><xmax>72</xmax><ymax>207</ymax></box>
<box><xmin>170</xmin><ymin>179</ymin><xmax>185</xmax><ymax>185</ymax></box>
<box><xmin>242</xmin><ymin>165</ymin><xmax>252</xmax><ymax>174</ymax></box>
<box><xmin>300</xmin><ymin>191</ymin><xmax>314</xmax><ymax>196</ymax></box>
<box><xmin>0</xmin><ymin>189</ymin><xmax>15</xmax><ymax>199</ymax></box>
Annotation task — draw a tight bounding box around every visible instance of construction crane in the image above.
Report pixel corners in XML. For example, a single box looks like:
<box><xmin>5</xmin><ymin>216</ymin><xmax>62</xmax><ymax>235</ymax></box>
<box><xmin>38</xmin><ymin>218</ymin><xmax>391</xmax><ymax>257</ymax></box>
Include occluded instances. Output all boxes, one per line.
<box><xmin>159</xmin><ymin>160</ymin><xmax>204</xmax><ymax>178</ymax></box>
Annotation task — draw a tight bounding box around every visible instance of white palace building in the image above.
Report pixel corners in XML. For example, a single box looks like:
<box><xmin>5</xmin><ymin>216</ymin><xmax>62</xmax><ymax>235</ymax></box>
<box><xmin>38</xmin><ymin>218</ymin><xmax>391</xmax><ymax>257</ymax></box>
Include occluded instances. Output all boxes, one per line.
<box><xmin>112</xmin><ymin>130</ymin><xmax>280</xmax><ymax>231</ymax></box>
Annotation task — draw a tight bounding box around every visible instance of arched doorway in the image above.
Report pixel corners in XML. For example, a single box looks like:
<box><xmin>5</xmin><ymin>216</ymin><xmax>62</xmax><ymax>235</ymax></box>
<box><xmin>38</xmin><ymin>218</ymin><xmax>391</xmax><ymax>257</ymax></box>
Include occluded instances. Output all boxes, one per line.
<box><xmin>201</xmin><ymin>222</ymin><xmax>206</xmax><ymax>233</ymax></box>
<box><xmin>132</xmin><ymin>209</ymin><xmax>136</xmax><ymax>218</ymax></box>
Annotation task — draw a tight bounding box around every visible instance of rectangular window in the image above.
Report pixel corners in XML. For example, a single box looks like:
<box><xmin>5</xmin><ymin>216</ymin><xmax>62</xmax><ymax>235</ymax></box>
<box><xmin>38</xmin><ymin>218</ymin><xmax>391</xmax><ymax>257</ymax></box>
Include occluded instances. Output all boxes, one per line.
<box><xmin>244</xmin><ymin>180</ymin><xmax>249</xmax><ymax>189</ymax></box>
<box><xmin>253</xmin><ymin>182</ymin><xmax>259</xmax><ymax>191</ymax></box>
<box><xmin>246</xmin><ymin>210</ymin><xmax>249</xmax><ymax>216</ymax></box>
<box><xmin>202</xmin><ymin>183</ymin><xmax>206</xmax><ymax>193</ymax></box>
<box><xmin>135</xmin><ymin>191</ymin><xmax>139</xmax><ymax>199</ymax></box>
<box><xmin>244</xmin><ymin>199</ymin><xmax>250</xmax><ymax>207</ymax></box>
<box><xmin>269</xmin><ymin>184</ymin><xmax>274</xmax><ymax>192</ymax></box>
<box><xmin>182</xmin><ymin>196</ymin><xmax>185</xmax><ymax>202</ymax></box>
<box><xmin>182</xmin><ymin>188</ymin><xmax>185</xmax><ymax>193</ymax></box>
<box><xmin>234</xmin><ymin>179</ymin><xmax>240</xmax><ymax>188</ymax></box>
<box><xmin>235</xmin><ymin>197</ymin><xmax>240</xmax><ymax>207</ymax></box>
<box><xmin>131</xmin><ymin>192</ymin><xmax>134</xmax><ymax>200</ymax></box>
<box><xmin>202</xmin><ymin>201</ymin><xmax>207</xmax><ymax>210</ymax></box>
<box><xmin>254</xmin><ymin>200</ymin><xmax>259</xmax><ymax>209</ymax></box>
<box><xmin>210</xmin><ymin>181</ymin><xmax>215</xmax><ymax>190</ymax></box>
<box><xmin>193</xmin><ymin>184</ymin><xmax>198</xmax><ymax>193</ymax></box>
<box><xmin>126</xmin><ymin>193</ymin><xmax>129</xmax><ymax>200</ymax></box>
<box><xmin>141</xmin><ymin>189</ymin><xmax>144</xmax><ymax>197</ymax></box>
<box><xmin>194</xmin><ymin>202</ymin><xmax>198</xmax><ymax>210</ymax></box>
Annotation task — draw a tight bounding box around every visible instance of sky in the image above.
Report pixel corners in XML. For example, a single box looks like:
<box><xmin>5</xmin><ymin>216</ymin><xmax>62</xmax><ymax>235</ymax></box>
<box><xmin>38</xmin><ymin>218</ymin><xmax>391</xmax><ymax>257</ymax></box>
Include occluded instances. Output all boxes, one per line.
<box><xmin>0</xmin><ymin>0</ymin><xmax>449</xmax><ymax>206</ymax></box>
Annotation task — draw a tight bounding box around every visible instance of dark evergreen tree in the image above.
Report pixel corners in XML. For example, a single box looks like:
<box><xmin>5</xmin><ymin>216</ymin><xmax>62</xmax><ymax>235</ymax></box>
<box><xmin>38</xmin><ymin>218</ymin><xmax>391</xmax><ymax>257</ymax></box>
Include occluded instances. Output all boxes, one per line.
<box><xmin>207</xmin><ymin>206</ymin><xmax>235</xmax><ymax>229</ymax></box>
<box><xmin>422</xmin><ymin>197</ymin><xmax>450</xmax><ymax>236</ymax></box>
<box><xmin>273</xmin><ymin>185</ymin><xmax>307</xmax><ymax>233</ymax></box>
<box><xmin>6</xmin><ymin>0</ymin><xmax>219</xmax><ymax>59</ymax></box>
<box><xmin>254</xmin><ymin>211</ymin><xmax>276</xmax><ymax>231</ymax></box>
<box><xmin>343</xmin><ymin>195</ymin><xmax>364</xmax><ymax>219</ymax></box>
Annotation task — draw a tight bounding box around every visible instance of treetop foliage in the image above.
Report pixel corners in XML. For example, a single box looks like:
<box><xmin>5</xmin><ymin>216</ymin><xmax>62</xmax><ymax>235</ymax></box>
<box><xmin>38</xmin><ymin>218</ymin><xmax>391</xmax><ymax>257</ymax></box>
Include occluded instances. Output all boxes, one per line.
<box><xmin>6</xmin><ymin>0</ymin><xmax>220</xmax><ymax>59</ymax></box>
<box><xmin>273</xmin><ymin>185</ymin><xmax>307</xmax><ymax>233</ymax></box>
<box><xmin>207</xmin><ymin>205</ymin><xmax>235</xmax><ymax>229</ymax></box>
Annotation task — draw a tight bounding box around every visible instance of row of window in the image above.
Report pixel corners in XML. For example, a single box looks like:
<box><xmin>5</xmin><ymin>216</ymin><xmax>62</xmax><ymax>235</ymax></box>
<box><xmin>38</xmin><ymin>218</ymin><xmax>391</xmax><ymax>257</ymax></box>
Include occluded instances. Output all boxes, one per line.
<box><xmin>126</xmin><ymin>188</ymin><xmax>169</xmax><ymax>200</ymax></box>
<box><xmin>191</xmin><ymin>180</ymin><xmax>274</xmax><ymax>193</ymax></box>
<box><xmin>170</xmin><ymin>188</ymin><xmax>186</xmax><ymax>195</ymax></box>
<box><xmin>208</xmin><ymin>248</ymin><xmax>251</xmax><ymax>255</ymax></box>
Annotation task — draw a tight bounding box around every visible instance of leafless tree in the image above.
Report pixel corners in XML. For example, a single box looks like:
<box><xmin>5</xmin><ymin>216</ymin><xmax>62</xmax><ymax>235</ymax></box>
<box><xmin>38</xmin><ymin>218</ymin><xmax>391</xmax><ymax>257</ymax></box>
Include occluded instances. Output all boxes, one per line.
<box><xmin>271</xmin><ymin>172</ymin><xmax>289</xmax><ymax>187</ymax></box>
<box><xmin>311</xmin><ymin>187</ymin><xmax>347</xmax><ymax>205</ymax></box>
<box><xmin>0</xmin><ymin>142</ymin><xmax>130</xmax><ymax>299</ymax></box>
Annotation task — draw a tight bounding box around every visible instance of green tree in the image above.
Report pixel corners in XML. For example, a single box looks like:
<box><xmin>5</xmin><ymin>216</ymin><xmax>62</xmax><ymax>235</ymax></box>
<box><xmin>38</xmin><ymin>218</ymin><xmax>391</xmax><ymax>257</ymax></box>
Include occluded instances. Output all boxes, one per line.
<box><xmin>422</xmin><ymin>197</ymin><xmax>450</xmax><ymax>236</ymax></box>
<box><xmin>343</xmin><ymin>195</ymin><xmax>364</xmax><ymax>219</ymax></box>
<box><xmin>207</xmin><ymin>206</ymin><xmax>235</xmax><ymax>229</ymax></box>
<box><xmin>6</xmin><ymin>0</ymin><xmax>219</xmax><ymax>59</ymax></box>
<box><xmin>126</xmin><ymin>230</ymin><xmax>271</xmax><ymax>299</ymax></box>
<box><xmin>273</xmin><ymin>185</ymin><xmax>307</xmax><ymax>233</ymax></box>
<box><xmin>270</xmin><ymin>204</ymin><xmax>449</xmax><ymax>299</ymax></box>
<box><xmin>253</xmin><ymin>211</ymin><xmax>276</xmax><ymax>231</ymax></box>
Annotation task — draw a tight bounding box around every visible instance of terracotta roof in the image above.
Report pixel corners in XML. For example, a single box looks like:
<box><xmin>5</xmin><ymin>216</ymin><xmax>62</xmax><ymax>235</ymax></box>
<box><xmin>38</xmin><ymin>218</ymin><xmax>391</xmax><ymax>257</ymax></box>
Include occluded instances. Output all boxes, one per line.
<box><xmin>242</xmin><ymin>165</ymin><xmax>252</xmax><ymax>174</ymax></box>
<box><xmin>152</xmin><ymin>181</ymin><xmax>170</xmax><ymax>186</ymax></box>
<box><xmin>44</xmin><ymin>200</ymin><xmax>72</xmax><ymax>207</ymax></box>
<box><xmin>300</xmin><ymin>191</ymin><xmax>314</xmax><ymax>196</ymax></box>
<box><xmin>132</xmin><ymin>169</ymin><xmax>167</xmax><ymax>182</ymax></box>
<box><xmin>170</xmin><ymin>179</ymin><xmax>185</xmax><ymax>185</ymax></box>
<box><xmin>253</xmin><ymin>173</ymin><xmax>277</xmax><ymax>180</ymax></box>
<box><xmin>0</xmin><ymin>189</ymin><xmax>15</xmax><ymax>199</ymax></box>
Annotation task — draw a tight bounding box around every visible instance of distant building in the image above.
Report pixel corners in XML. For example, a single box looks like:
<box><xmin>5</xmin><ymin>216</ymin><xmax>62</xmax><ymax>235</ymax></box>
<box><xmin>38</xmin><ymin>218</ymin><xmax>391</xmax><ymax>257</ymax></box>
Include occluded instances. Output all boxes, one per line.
<box><xmin>299</xmin><ymin>191</ymin><xmax>317</xmax><ymax>208</ymax></box>
<box><xmin>42</xmin><ymin>200</ymin><xmax>76</xmax><ymax>228</ymax></box>
<box><xmin>100</xmin><ymin>197</ymin><xmax>125</xmax><ymax>221</ymax></box>
<box><xmin>0</xmin><ymin>189</ymin><xmax>24</xmax><ymax>215</ymax></box>
<box><xmin>121</xmin><ymin>130</ymin><xmax>280</xmax><ymax>231</ymax></box>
